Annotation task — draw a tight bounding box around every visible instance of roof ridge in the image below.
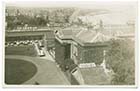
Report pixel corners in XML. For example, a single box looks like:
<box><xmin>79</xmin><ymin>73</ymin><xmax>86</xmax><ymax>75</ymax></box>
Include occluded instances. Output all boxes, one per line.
<box><xmin>90</xmin><ymin>32</ymin><xmax>100</xmax><ymax>43</ymax></box>
<box><xmin>76</xmin><ymin>30</ymin><xmax>85</xmax><ymax>37</ymax></box>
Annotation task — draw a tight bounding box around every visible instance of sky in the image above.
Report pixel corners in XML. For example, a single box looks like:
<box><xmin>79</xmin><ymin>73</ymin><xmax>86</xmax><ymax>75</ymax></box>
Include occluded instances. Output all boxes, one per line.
<box><xmin>6</xmin><ymin>1</ymin><xmax>137</xmax><ymax>9</ymax></box>
<box><xmin>6</xmin><ymin>1</ymin><xmax>137</xmax><ymax>20</ymax></box>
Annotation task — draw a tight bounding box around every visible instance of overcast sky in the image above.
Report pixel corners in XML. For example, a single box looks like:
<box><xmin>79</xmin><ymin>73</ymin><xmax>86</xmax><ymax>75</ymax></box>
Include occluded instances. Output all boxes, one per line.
<box><xmin>6</xmin><ymin>1</ymin><xmax>137</xmax><ymax>19</ymax></box>
<box><xmin>6</xmin><ymin>1</ymin><xmax>137</xmax><ymax>8</ymax></box>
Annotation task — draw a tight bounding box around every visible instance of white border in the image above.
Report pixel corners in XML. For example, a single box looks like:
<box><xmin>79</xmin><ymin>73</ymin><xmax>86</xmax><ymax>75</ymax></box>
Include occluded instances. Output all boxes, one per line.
<box><xmin>0</xmin><ymin>0</ymin><xmax>139</xmax><ymax>90</ymax></box>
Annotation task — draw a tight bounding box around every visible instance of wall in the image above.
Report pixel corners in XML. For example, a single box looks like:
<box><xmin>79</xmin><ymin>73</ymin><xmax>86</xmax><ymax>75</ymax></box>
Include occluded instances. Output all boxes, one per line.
<box><xmin>82</xmin><ymin>46</ymin><xmax>107</xmax><ymax>65</ymax></box>
<box><xmin>55</xmin><ymin>39</ymin><xmax>65</xmax><ymax>66</ymax></box>
<box><xmin>71</xmin><ymin>43</ymin><xmax>83</xmax><ymax>64</ymax></box>
<box><xmin>74</xmin><ymin>44</ymin><xmax>109</xmax><ymax>65</ymax></box>
<box><xmin>6</xmin><ymin>36</ymin><xmax>42</xmax><ymax>41</ymax></box>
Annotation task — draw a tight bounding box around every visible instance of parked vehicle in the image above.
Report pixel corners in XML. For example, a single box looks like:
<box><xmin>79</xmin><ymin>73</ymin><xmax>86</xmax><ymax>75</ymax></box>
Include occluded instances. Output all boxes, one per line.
<box><xmin>39</xmin><ymin>50</ymin><xmax>45</xmax><ymax>57</ymax></box>
<box><xmin>38</xmin><ymin>41</ymin><xmax>44</xmax><ymax>47</ymax></box>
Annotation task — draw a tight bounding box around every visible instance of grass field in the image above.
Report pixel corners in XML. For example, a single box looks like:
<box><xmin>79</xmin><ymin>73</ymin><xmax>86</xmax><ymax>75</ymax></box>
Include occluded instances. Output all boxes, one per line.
<box><xmin>5</xmin><ymin>59</ymin><xmax>37</xmax><ymax>84</ymax></box>
<box><xmin>5</xmin><ymin>45</ymin><xmax>37</xmax><ymax>56</ymax></box>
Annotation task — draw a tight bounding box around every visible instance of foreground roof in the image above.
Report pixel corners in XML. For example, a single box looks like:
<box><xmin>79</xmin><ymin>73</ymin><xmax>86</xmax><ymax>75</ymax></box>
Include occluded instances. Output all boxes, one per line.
<box><xmin>79</xmin><ymin>67</ymin><xmax>111</xmax><ymax>85</ymax></box>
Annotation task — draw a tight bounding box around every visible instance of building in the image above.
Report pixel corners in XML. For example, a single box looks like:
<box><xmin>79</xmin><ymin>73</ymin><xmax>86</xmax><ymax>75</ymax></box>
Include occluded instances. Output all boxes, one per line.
<box><xmin>54</xmin><ymin>13</ymin><xmax>135</xmax><ymax>84</ymax></box>
<box><xmin>55</xmin><ymin>28</ymin><xmax>112</xmax><ymax>85</ymax></box>
<box><xmin>5</xmin><ymin>29</ymin><xmax>55</xmax><ymax>51</ymax></box>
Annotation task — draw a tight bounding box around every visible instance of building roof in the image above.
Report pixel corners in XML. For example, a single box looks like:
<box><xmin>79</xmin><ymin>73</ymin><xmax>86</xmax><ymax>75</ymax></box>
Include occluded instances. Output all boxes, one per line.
<box><xmin>64</xmin><ymin>26</ymin><xmax>86</xmax><ymax>36</ymax></box>
<box><xmin>57</xmin><ymin>29</ymin><xmax>73</xmax><ymax>39</ymax></box>
<box><xmin>76</xmin><ymin>30</ymin><xmax>96</xmax><ymax>43</ymax></box>
<box><xmin>76</xmin><ymin>30</ymin><xmax>111</xmax><ymax>43</ymax></box>
<box><xmin>56</xmin><ymin>26</ymin><xmax>85</xmax><ymax>40</ymax></box>
<box><xmin>79</xmin><ymin>67</ymin><xmax>111</xmax><ymax>85</ymax></box>
<box><xmin>56</xmin><ymin>28</ymin><xmax>111</xmax><ymax>46</ymax></box>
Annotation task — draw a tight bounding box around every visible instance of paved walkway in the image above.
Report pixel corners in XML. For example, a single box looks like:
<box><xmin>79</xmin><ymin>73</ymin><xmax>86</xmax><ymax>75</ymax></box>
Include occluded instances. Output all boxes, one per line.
<box><xmin>41</xmin><ymin>47</ymin><xmax>55</xmax><ymax>62</ymax></box>
<box><xmin>33</xmin><ymin>43</ymin><xmax>55</xmax><ymax>62</ymax></box>
<box><xmin>5</xmin><ymin>55</ymin><xmax>70</xmax><ymax>85</ymax></box>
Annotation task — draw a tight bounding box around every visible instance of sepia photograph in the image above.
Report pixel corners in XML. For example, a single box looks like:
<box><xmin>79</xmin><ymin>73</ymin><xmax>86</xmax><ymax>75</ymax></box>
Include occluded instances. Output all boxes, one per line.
<box><xmin>3</xmin><ymin>0</ymin><xmax>137</xmax><ymax>87</ymax></box>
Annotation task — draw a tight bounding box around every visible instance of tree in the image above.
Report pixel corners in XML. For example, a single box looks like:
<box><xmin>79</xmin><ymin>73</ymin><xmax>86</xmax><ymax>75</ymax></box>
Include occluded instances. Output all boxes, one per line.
<box><xmin>106</xmin><ymin>39</ymin><xmax>135</xmax><ymax>85</ymax></box>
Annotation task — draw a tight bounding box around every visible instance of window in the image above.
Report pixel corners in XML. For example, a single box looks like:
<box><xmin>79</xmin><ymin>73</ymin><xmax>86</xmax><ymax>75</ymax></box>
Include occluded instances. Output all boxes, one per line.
<box><xmin>64</xmin><ymin>44</ymin><xmax>71</xmax><ymax>59</ymax></box>
<box><xmin>73</xmin><ymin>45</ymin><xmax>78</xmax><ymax>57</ymax></box>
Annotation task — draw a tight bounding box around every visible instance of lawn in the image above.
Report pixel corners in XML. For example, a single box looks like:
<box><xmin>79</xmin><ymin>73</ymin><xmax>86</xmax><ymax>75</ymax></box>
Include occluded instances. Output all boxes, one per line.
<box><xmin>5</xmin><ymin>45</ymin><xmax>37</xmax><ymax>56</ymax></box>
<box><xmin>5</xmin><ymin>59</ymin><xmax>37</xmax><ymax>84</ymax></box>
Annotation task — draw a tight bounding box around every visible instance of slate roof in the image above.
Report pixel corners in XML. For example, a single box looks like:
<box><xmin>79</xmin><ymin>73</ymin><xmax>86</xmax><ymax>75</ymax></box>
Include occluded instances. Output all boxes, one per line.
<box><xmin>76</xmin><ymin>30</ymin><xmax>111</xmax><ymax>43</ymax></box>
<box><xmin>56</xmin><ymin>27</ymin><xmax>85</xmax><ymax>39</ymax></box>
<box><xmin>76</xmin><ymin>30</ymin><xmax>97</xmax><ymax>43</ymax></box>
<box><xmin>57</xmin><ymin>28</ymin><xmax>111</xmax><ymax>46</ymax></box>
<box><xmin>79</xmin><ymin>67</ymin><xmax>111</xmax><ymax>85</ymax></box>
<box><xmin>57</xmin><ymin>29</ymin><xmax>73</xmax><ymax>39</ymax></box>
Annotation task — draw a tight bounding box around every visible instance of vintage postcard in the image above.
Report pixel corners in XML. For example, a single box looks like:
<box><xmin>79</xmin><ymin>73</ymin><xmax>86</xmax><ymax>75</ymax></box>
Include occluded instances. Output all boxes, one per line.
<box><xmin>3</xmin><ymin>1</ymin><xmax>137</xmax><ymax>87</ymax></box>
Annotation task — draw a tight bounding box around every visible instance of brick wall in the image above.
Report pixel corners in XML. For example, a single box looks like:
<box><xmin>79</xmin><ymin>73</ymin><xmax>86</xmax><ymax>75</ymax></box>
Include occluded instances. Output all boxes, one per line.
<box><xmin>55</xmin><ymin>39</ymin><xmax>65</xmax><ymax>65</ymax></box>
<box><xmin>75</xmin><ymin>44</ymin><xmax>108</xmax><ymax>65</ymax></box>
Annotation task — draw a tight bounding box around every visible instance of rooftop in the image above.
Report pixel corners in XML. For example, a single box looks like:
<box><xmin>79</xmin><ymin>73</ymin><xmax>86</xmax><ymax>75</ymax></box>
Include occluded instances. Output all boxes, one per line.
<box><xmin>80</xmin><ymin>67</ymin><xmax>111</xmax><ymax>85</ymax></box>
<box><xmin>56</xmin><ymin>28</ymin><xmax>111</xmax><ymax>46</ymax></box>
<box><xmin>76</xmin><ymin>30</ymin><xmax>111</xmax><ymax>43</ymax></box>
